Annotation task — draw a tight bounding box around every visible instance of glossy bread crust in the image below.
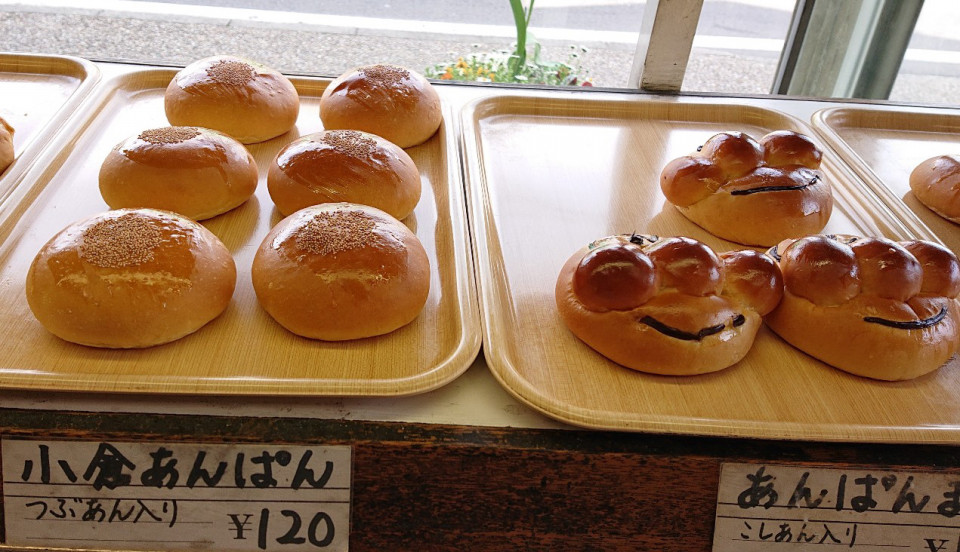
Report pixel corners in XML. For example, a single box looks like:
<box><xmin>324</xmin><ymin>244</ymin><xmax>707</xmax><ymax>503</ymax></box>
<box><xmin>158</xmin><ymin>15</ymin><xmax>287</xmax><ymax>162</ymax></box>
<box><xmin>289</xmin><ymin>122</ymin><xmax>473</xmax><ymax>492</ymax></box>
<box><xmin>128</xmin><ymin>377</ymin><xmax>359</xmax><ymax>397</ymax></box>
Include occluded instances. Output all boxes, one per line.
<box><xmin>267</xmin><ymin>130</ymin><xmax>421</xmax><ymax>219</ymax></box>
<box><xmin>252</xmin><ymin>202</ymin><xmax>430</xmax><ymax>340</ymax></box>
<box><xmin>660</xmin><ymin>130</ymin><xmax>833</xmax><ymax>246</ymax></box>
<box><xmin>25</xmin><ymin>208</ymin><xmax>237</xmax><ymax>348</ymax></box>
<box><xmin>319</xmin><ymin>64</ymin><xmax>442</xmax><ymax>148</ymax></box>
<box><xmin>165</xmin><ymin>55</ymin><xmax>300</xmax><ymax>144</ymax></box>
<box><xmin>765</xmin><ymin>235</ymin><xmax>960</xmax><ymax>380</ymax></box>
<box><xmin>555</xmin><ymin>234</ymin><xmax>783</xmax><ymax>375</ymax></box>
<box><xmin>0</xmin><ymin>115</ymin><xmax>13</xmax><ymax>173</ymax></box>
<box><xmin>910</xmin><ymin>154</ymin><xmax>960</xmax><ymax>223</ymax></box>
<box><xmin>99</xmin><ymin>126</ymin><xmax>259</xmax><ymax>220</ymax></box>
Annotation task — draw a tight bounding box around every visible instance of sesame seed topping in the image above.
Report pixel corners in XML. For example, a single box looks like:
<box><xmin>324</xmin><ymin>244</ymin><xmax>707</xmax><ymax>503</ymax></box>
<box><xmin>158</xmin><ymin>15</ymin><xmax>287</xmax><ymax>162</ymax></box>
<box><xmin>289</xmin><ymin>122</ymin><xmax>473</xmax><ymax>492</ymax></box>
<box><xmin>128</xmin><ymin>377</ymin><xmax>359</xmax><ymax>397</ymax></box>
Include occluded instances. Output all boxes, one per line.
<box><xmin>294</xmin><ymin>210</ymin><xmax>377</xmax><ymax>256</ymax></box>
<box><xmin>360</xmin><ymin>64</ymin><xmax>410</xmax><ymax>87</ymax></box>
<box><xmin>206</xmin><ymin>60</ymin><xmax>256</xmax><ymax>86</ymax></box>
<box><xmin>139</xmin><ymin>127</ymin><xmax>201</xmax><ymax>145</ymax></box>
<box><xmin>79</xmin><ymin>213</ymin><xmax>164</xmax><ymax>268</ymax></box>
<box><xmin>320</xmin><ymin>130</ymin><xmax>377</xmax><ymax>158</ymax></box>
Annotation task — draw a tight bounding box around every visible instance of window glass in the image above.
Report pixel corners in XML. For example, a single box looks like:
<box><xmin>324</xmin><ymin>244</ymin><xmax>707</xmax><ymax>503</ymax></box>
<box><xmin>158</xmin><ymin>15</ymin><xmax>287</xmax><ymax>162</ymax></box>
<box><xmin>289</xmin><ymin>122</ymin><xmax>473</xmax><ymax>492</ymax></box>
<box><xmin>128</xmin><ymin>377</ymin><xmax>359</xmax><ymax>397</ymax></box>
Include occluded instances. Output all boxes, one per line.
<box><xmin>889</xmin><ymin>0</ymin><xmax>960</xmax><ymax>105</ymax></box>
<box><xmin>683</xmin><ymin>0</ymin><xmax>796</xmax><ymax>95</ymax></box>
<box><xmin>0</xmin><ymin>1</ymin><xmax>634</xmax><ymax>88</ymax></box>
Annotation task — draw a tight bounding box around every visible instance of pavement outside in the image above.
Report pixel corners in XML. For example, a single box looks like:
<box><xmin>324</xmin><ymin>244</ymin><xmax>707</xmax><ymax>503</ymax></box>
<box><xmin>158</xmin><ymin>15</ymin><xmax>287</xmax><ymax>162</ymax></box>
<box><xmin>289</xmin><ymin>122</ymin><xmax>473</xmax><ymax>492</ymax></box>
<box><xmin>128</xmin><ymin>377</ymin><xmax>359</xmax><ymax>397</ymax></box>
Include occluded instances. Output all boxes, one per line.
<box><xmin>0</xmin><ymin>5</ymin><xmax>956</xmax><ymax>105</ymax></box>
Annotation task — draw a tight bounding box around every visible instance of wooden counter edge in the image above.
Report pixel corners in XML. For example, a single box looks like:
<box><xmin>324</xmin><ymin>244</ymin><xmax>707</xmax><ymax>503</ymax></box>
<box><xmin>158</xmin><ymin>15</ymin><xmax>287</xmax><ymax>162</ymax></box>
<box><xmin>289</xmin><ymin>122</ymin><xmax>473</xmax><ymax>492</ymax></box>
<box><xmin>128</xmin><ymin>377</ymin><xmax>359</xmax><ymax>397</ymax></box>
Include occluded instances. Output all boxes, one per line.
<box><xmin>2</xmin><ymin>408</ymin><xmax>960</xmax><ymax>551</ymax></box>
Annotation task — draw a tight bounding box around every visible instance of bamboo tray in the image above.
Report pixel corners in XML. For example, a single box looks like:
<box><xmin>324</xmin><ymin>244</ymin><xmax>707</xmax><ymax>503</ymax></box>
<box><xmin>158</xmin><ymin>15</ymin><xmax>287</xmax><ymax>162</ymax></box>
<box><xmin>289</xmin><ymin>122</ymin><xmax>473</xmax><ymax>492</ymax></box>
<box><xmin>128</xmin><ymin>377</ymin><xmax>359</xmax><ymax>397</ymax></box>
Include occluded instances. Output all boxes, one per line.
<box><xmin>812</xmin><ymin>106</ymin><xmax>960</xmax><ymax>255</ymax></box>
<box><xmin>462</xmin><ymin>94</ymin><xmax>960</xmax><ymax>443</ymax></box>
<box><xmin>0</xmin><ymin>53</ymin><xmax>99</xmax><ymax>200</ymax></box>
<box><xmin>0</xmin><ymin>68</ymin><xmax>480</xmax><ymax>396</ymax></box>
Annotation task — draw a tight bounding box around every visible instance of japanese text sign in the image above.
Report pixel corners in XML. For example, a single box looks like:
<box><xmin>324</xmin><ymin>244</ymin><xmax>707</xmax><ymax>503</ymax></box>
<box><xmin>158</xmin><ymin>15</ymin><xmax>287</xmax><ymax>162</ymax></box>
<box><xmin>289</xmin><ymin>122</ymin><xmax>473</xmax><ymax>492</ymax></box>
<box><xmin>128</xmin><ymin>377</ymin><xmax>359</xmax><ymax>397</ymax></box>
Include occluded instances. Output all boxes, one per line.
<box><xmin>715</xmin><ymin>462</ymin><xmax>960</xmax><ymax>551</ymax></box>
<box><xmin>1</xmin><ymin>438</ymin><xmax>351</xmax><ymax>551</ymax></box>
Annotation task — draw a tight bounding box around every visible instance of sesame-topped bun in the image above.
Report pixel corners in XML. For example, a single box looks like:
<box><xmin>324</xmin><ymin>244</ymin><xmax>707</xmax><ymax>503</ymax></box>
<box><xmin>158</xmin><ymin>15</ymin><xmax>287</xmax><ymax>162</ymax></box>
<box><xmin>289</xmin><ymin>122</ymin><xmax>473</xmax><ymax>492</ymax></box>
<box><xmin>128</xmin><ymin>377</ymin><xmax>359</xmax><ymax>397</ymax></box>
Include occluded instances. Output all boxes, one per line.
<box><xmin>319</xmin><ymin>64</ymin><xmax>441</xmax><ymax>148</ymax></box>
<box><xmin>910</xmin><ymin>155</ymin><xmax>960</xmax><ymax>223</ymax></box>
<box><xmin>660</xmin><ymin>130</ymin><xmax>833</xmax><ymax>246</ymax></box>
<box><xmin>165</xmin><ymin>55</ymin><xmax>300</xmax><ymax>144</ymax></box>
<box><xmin>252</xmin><ymin>202</ymin><xmax>430</xmax><ymax>340</ymax></box>
<box><xmin>267</xmin><ymin>129</ymin><xmax>421</xmax><ymax>219</ymax></box>
<box><xmin>555</xmin><ymin>234</ymin><xmax>783</xmax><ymax>375</ymax></box>
<box><xmin>0</xmin><ymin>115</ymin><xmax>14</xmax><ymax>173</ymax></box>
<box><xmin>765</xmin><ymin>234</ymin><xmax>960</xmax><ymax>380</ymax></box>
<box><xmin>25</xmin><ymin>209</ymin><xmax>237</xmax><ymax>348</ymax></box>
<box><xmin>99</xmin><ymin>126</ymin><xmax>259</xmax><ymax>220</ymax></box>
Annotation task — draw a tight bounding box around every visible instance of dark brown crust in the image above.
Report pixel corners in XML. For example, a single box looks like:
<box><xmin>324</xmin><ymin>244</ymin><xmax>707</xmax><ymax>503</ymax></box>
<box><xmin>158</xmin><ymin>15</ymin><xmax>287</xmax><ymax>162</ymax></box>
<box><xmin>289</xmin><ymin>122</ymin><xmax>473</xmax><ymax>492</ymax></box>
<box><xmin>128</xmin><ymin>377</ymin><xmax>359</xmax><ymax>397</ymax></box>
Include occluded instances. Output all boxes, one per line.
<box><xmin>660</xmin><ymin>130</ymin><xmax>833</xmax><ymax>246</ymax></box>
<box><xmin>765</xmin><ymin>234</ymin><xmax>960</xmax><ymax>380</ymax></box>
<box><xmin>555</xmin><ymin>234</ymin><xmax>781</xmax><ymax>375</ymax></box>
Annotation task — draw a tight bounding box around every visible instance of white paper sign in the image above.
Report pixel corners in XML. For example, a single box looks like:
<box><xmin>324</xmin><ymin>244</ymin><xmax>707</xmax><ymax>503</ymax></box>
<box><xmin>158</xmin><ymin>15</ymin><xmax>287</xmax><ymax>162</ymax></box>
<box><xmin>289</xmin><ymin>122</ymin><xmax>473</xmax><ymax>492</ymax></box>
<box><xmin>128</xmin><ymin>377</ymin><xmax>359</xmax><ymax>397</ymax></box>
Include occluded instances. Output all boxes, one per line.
<box><xmin>2</xmin><ymin>438</ymin><xmax>351</xmax><ymax>551</ymax></box>
<box><xmin>714</xmin><ymin>462</ymin><xmax>960</xmax><ymax>551</ymax></box>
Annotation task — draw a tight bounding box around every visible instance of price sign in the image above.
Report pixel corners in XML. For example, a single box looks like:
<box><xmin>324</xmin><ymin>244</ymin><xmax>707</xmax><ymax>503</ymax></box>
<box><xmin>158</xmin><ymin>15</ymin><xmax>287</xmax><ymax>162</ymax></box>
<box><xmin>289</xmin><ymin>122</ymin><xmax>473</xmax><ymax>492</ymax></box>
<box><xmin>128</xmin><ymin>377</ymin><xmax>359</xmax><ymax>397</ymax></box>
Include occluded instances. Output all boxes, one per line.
<box><xmin>714</xmin><ymin>462</ymin><xmax>960</xmax><ymax>551</ymax></box>
<box><xmin>1</xmin><ymin>438</ymin><xmax>351</xmax><ymax>551</ymax></box>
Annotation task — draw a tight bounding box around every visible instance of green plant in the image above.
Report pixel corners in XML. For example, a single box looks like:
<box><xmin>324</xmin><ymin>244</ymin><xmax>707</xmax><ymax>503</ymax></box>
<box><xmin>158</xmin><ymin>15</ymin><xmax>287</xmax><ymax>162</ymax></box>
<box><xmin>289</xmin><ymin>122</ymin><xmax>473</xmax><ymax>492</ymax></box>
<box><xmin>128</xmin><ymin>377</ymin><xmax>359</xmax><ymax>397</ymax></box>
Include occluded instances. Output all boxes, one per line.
<box><xmin>425</xmin><ymin>0</ymin><xmax>593</xmax><ymax>87</ymax></box>
<box><xmin>507</xmin><ymin>0</ymin><xmax>534</xmax><ymax>77</ymax></box>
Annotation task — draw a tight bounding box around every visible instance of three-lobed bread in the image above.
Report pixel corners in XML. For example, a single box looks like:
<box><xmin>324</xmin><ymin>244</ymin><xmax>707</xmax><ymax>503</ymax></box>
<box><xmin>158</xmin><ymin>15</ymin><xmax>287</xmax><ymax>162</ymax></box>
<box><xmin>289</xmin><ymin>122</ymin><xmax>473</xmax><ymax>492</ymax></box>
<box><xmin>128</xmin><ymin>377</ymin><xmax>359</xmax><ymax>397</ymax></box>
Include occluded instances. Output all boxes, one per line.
<box><xmin>764</xmin><ymin>234</ymin><xmax>960</xmax><ymax>380</ymax></box>
<box><xmin>267</xmin><ymin>129</ymin><xmax>421</xmax><ymax>219</ymax></box>
<box><xmin>910</xmin><ymin>154</ymin><xmax>960</xmax><ymax>223</ymax></box>
<box><xmin>25</xmin><ymin>208</ymin><xmax>237</xmax><ymax>348</ymax></box>
<box><xmin>165</xmin><ymin>55</ymin><xmax>300</xmax><ymax>144</ymax></box>
<box><xmin>660</xmin><ymin>130</ymin><xmax>833</xmax><ymax>246</ymax></box>
<box><xmin>252</xmin><ymin>202</ymin><xmax>430</xmax><ymax>340</ymax></box>
<box><xmin>555</xmin><ymin>234</ymin><xmax>783</xmax><ymax>375</ymax></box>
<box><xmin>99</xmin><ymin>126</ymin><xmax>259</xmax><ymax>220</ymax></box>
<box><xmin>319</xmin><ymin>64</ymin><xmax>441</xmax><ymax>148</ymax></box>
<box><xmin>0</xmin><ymin>115</ymin><xmax>13</xmax><ymax>173</ymax></box>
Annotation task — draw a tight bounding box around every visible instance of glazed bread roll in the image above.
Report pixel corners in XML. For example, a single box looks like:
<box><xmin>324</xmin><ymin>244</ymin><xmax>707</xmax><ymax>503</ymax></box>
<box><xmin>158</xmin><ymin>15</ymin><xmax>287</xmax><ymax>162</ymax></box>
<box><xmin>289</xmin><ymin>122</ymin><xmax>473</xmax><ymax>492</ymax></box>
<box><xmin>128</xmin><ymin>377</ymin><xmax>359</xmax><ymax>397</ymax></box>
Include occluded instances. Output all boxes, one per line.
<box><xmin>165</xmin><ymin>55</ymin><xmax>299</xmax><ymax>144</ymax></box>
<box><xmin>25</xmin><ymin>208</ymin><xmax>237</xmax><ymax>348</ymax></box>
<box><xmin>765</xmin><ymin>234</ymin><xmax>960</xmax><ymax>380</ymax></box>
<box><xmin>99</xmin><ymin>126</ymin><xmax>259</xmax><ymax>220</ymax></box>
<box><xmin>319</xmin><ymin>64</ymin><xmax>441</xmax><ymax>148</ymax></box>
<box><xmin>910</xmin><ymin>155</ymin><xmax>960</xmax><ymax>223</ymax></box>
<box><xmin>660</xmin><ymin>130</ymin><xmax>833</xmax><ymax>246</ymax></box>
<box><xmin>555</xmin><ymin>234</ymin><xmax>783</xmax><ymax>375</ymax></box>
<box><xmin>267</xmin><ymin>129</ymin><xmax>421</xmax><ymax>219</ymax></box>
<box><xmin>0</xmin><ymin>115</ymin><xmax>13</xmax><ymax>173</ymax></box>
<box><xmin>252</xmin><ymin>202</ymin><xmax>430</xmax><ymax>340</ymax></box>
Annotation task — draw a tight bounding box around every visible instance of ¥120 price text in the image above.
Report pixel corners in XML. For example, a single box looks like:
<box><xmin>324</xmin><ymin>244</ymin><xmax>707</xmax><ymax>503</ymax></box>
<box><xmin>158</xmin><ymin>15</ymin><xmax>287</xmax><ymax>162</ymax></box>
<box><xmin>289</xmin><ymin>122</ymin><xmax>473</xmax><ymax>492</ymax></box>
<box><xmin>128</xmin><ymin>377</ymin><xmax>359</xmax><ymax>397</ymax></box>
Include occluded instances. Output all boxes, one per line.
<box><xmin>227</xmin><ymin>508</ymin><xmax>336</xmax><ymax>549</ymax></box>
<box><xmin>2</xmin><ymin>439</ymin><xmax>352</xmax><ymax>551</ymax></box>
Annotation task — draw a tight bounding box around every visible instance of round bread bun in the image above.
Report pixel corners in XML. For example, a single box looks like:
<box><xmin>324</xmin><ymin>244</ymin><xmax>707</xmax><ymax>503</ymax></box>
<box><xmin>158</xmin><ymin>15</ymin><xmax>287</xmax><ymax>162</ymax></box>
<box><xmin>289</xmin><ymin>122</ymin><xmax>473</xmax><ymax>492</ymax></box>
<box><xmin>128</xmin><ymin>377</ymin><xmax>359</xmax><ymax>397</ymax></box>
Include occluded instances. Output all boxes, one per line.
<box><xmin>252</xmin><ymin>202</ymin><xmax>430</xmax><ymax>340</ymax></box>
<box><xmin>910</xmin><ymin>155</ymin><xmax>960</xmax><ymax>223</ymax></box>
<box><xmin>0</xmin><ymin>115</ymin><xmax>14</xmax><ymax>173</ymax></box>
<box><xmin>555</xmin><ymin>234</ymin><xmax>783</xmax><ymax>375</ymax></box>
<box><xmin>165</xmin><ymin>55</ymin><xmax>299</xmax><ymax>144</ymax></box>
<box><xmin>267</xmin><ymin>129</ymin><xmax>421</xmax><ymax>219</ymax></box>
<box><xmin>99</xmin><ymin>126</ymin><xmax>259</xmax><ymax>220</ymax></box>
<box><xmin>660</xmin><ymin>130</ymin><xmax>833</xmax><ymax>246</ymax></box>
<box><xmin>765</xmin><ymin>234</ymin><xmax>960</xmax><ymax>380</ymax></box>
<box><xmin>25</xmin><ymin>208</ymin><xmax>237</xmax><ymax>348</ymax></box>
<box><xmin>319</xmin><ymin>64</ymin><xmax>441</xmax><ymax>148</ymax></box>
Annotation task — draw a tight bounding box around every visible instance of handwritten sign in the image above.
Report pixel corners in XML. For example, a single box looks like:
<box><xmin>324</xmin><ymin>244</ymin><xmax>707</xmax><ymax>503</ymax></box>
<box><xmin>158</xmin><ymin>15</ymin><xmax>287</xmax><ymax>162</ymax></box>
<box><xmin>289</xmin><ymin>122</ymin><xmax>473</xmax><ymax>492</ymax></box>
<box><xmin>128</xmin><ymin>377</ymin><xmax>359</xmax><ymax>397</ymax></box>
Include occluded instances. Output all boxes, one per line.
<box><xmin>714</xmin><ymin>462</ymin><xmax>960</xmax><ymax>551</ymax></box>
<box><xmin>1</xmin><ymin>438</ymin><xmax>351</xmax><ymax>551</ymax></box>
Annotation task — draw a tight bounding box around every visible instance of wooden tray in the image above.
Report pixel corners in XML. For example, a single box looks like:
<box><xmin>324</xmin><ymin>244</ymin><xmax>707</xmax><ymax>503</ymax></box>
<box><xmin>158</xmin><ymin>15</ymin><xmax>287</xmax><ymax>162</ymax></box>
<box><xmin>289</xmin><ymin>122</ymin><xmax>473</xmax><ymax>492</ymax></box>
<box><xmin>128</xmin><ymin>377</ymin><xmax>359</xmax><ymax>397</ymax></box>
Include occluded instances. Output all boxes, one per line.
<box><xmin>0</xmin><ymin>53</ymin><xmax>99</xmax><ymax>200</ymax></box>
<box><xmin>0</xmin><ymin>68</ymin><xmax>480</xmax><ymax>396</ymax></box>
<box><xmin>812</xmin><ymin>106</ymin><xmax>960</xmax><ymax>255</ymax></box>
<box><xmin>462</xmin><ymin>93</ymin><xmax>960</xmax><ymax>443</ymax></box>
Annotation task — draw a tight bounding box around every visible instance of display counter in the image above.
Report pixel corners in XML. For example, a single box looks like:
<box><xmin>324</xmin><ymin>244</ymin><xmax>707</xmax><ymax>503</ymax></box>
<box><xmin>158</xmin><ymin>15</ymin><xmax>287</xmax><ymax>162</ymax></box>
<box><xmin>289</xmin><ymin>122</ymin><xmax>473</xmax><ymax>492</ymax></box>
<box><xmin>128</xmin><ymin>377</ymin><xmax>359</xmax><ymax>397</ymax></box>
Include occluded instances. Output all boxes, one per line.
<box><xmin>3</xmin><ymin>55</ymin><xmax>960</xmax><ymax>551</ymax></box>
